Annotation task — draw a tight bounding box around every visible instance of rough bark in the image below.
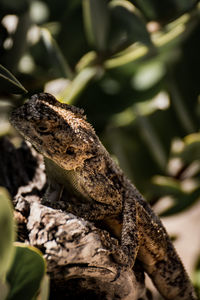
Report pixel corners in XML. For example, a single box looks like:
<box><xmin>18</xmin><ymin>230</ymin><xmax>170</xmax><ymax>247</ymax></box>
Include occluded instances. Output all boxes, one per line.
<box><xmin>0</xmin><ymin>137</ymin><xmax>152</xmax><ymax>300</ymax></box>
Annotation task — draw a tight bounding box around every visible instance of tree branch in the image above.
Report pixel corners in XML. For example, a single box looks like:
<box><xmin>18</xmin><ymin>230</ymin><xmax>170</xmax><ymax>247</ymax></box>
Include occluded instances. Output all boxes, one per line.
<box><xmin>0</xmin><ymin>137</ymin><xmax>151</xmax><ymax>300</ymax></box>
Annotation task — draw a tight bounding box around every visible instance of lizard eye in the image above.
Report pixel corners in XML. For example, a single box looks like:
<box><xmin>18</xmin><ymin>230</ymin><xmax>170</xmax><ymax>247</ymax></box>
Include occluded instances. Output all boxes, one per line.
<box><xmin>38</xmin><ymin>126</ymin><xmax>48</xmax><ymax>131</ymax></box>
<box><xmin>66</xmin><ymin>147</ymin><xmax>75</xmax><ymax>155</ymax></box>
<box><xmin>37</xmin><ymin>123</ymin><xmax>50</xmax><ymax>133</ymax></box>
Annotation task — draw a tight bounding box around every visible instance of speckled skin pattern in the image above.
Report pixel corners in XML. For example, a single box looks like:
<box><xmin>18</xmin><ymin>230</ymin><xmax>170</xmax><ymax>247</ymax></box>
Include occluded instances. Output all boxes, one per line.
<box><xmin>10</xmin><ymin>93</ymin><xmax>197</xmax><ymax>300</ymax></box>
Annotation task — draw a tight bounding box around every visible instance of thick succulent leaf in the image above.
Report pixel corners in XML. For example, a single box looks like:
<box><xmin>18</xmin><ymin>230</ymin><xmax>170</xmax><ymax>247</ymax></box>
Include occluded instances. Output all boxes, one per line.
<box><xmin>0</xmin><ymin>188</ymin><xmax>15</xmax><ymax>278</ymax></box>
<box><xmin>36</xmin><ymin>275</ymin><xmax>50</xmax><ymax>300</ymax></box>
<box><xmin>6</xmin><ymin>244</ymin><xmax>46</xmax><ymax>300</ymax></box>
<box><xmin>0</xmin><ymin>279</ymin><xmax>9</xmax><ymax>300</ymax></box>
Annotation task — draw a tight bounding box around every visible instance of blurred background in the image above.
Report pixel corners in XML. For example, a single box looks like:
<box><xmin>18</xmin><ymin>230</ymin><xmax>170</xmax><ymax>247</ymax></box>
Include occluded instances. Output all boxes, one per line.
<box><xmin>0</xmin><ymin>0</ymin><xmax>200</xmax><ymax>298</ymax></box>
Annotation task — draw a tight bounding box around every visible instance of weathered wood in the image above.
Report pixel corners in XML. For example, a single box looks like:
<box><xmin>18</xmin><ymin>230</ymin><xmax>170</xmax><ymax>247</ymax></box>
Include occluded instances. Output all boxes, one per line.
<box><xmin>0</xmin><ymin>137</ymin><xmax>151</xmax><ymax>299</ymax></box>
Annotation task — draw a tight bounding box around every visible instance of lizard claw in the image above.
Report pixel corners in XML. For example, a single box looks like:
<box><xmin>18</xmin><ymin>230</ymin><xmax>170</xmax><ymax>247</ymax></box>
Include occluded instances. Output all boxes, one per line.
<box><xmin>111</xmin><ymin>246</ymin><xmax>135</xmax><ymax>270</ymax></box>
<box><xmin>111</xmin><ymin>265</ymin><xmax>123</xmax><ymax>282</ymax></box>
<box><xmin>111</xmin><ymin>262</ymin><xmax>132</xmax><ymax>282</ymax></box>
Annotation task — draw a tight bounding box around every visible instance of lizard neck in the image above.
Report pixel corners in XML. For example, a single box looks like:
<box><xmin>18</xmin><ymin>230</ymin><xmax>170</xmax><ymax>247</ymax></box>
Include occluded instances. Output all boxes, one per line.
<box><xmin>44</xmin><ymin>157</ymin><xmax>88</xmax><ymax>199</ymax></box>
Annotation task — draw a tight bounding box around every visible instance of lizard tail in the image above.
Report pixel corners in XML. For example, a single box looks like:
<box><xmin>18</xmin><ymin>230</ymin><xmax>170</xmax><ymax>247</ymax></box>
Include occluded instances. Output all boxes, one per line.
<box><xmin>145</xmin><ymin>245</ymin><xmax>197</xmax><ymax>300</ymax></box>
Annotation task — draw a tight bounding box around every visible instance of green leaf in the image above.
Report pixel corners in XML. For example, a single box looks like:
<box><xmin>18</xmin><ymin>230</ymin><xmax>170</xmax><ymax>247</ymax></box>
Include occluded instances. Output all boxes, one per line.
<box><xmin>83</xmin><ymin>0</ymin><xmax>110</xmax><ymax>52</ymax></box>
<box><xmin>58</xmin><ymin>66</ymin><xmax>101</xmax><ymax>104</ymax></box>
<box><xmin>6</xmin><ymin>244</ymin><xmax>46</xmax><ymax>300</ymax></box>
<box><xmin>160</xmin><ymin>187</ymin><xmax>200</xmax><ymax>216</ymax></box>
<box><xmin>0</xmin><ymin>65</ymin><xmax>27</xmax><ymax>94</ymax></box>
<box><xmin>105</xmin><ymin>9</ymin><xmax>196</xmax><ymax>69</ymax></box>
<box><xmin>131</xmin><ymin>0</ymin><xmax>157</xmax><ymax>20</ymax></box>
<box><xmin>180</xmin><ymin>133</ymin><xmax>200</xmax><ymax>164</ymax></box>
<box><xmin>152</xmin><ymin>175</ymin><xmax>182</xmax><ymax>196</ymax></box>
<box><xmin>36</xmin><ymin>275</ymin><xmax>50</xmax><ymax>300</ymax></box>
<box><xmin>76</xmin><ymin>51</ymin><xmax>97</xmax><ymax>72</ymax></box>
<box><xmin>108</xmin><ymin>0</ymin><xmax>152</xmax><ymax>52</ymax></box>
<box><xmin>0</xmin><ymin>188</ymin><xmax>15</xmax><ymax>279</ymax></box>
<box><xmin>0</xmin><ymin>279</ymin><xmax>9</xmax><ymax>300</ymax></box>
<box><xmin>133</xmin><ymin>0</ymin><xmax>198</xmax><ymax>22</ymax></box>
<box><xmin>41</xmin><ymin>28</ymin><xmax>73</xmax><ymax>79</ymax></box>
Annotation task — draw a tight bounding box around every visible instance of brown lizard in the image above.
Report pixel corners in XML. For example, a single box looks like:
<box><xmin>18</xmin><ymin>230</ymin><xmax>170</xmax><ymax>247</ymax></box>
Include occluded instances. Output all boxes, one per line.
<box><xmin>10</xmin><ymin>92</ymin><xmax>197</xmax><ymax>300</ymax></box>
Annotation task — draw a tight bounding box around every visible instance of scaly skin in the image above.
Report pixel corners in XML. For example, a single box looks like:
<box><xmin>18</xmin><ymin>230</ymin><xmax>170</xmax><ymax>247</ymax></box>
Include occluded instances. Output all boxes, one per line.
<box><xmin>10</xmin><ymin>93</ymin><xmax>197</xmax><ymax>300</ymax></box>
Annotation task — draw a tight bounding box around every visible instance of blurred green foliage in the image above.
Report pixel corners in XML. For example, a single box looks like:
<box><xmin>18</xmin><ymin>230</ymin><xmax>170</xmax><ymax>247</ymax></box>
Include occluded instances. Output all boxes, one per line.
<box><xmin>6</xmin><ymin>244</ymin><xmax>47</xmax><ymax>300</ymax></box>
<box><xmin>0</xmin><ymin>189</ymin><xmax>47</xmax><ymax>300</ymax></box>
<box><xmin>0</xmin><ymin>188</ymin><xmax>15</xmax><ymax>278</ymax></box>
<box><xmin>0</xmin><ymin>0</ymin><xmax>200</xmax><ymax>296</ymax></box>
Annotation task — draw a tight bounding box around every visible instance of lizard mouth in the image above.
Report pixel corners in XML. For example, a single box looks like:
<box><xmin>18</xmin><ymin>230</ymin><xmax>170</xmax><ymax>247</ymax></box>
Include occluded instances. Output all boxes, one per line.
<box><xmin>10</xmin><ymin>110</ymin><xmax>44</xmax><ymax>154</ymax></box>
<box><xmin>66</xmin><ymin>263</ymin><xmax>116</xmax><ymax>279</ymax></box>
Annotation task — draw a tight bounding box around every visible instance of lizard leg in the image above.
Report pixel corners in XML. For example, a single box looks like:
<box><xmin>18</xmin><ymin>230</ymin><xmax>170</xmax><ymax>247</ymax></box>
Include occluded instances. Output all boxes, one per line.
<box><xmin>61</xmin><ymin>188</ymin><xmax>141</xmax><ymax>269</ymax></box>
<box><xmin>112</xmin><ymin>196</ymin><xmax>140</xmax><ymax>268</ymax></box>
<box><xmin>68</xmin><ymin>198</ymin><xmax>141</xmax><ymax>274</ymax></box>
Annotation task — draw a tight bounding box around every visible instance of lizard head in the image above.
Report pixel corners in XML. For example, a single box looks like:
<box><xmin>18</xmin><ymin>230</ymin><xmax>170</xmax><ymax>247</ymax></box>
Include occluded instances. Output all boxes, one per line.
<box><xmin>10</xmin><ymin>93</ymin><xmax>101</xmax><ymax>170</ymax></box>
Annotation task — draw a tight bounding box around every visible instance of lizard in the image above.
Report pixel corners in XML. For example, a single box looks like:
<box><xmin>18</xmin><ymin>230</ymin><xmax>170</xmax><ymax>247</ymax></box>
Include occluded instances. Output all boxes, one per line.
<box><xmin>10</xmin><ymin>92</ymin><xmax>197</xmax><ymax>300</ymax></box>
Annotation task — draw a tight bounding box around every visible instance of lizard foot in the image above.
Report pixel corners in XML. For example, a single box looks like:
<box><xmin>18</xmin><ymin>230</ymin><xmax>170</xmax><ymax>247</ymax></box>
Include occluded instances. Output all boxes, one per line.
<box><xmin>112</xmin><ymin>246</ymin><xmax>135</xmax><ymax>269</ymax></box>
<box><xmin>97</xmin><ymin>229</ymin><xmax>134</xmax><ymax>269</ymax></box>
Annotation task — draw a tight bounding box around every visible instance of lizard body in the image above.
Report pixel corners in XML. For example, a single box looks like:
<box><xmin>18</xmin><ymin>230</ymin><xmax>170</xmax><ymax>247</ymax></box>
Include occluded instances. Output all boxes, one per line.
<box><xmin>10</xmin><ymin>93</ymin><xmax>197</xmax><ymax>300</ymax></box>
